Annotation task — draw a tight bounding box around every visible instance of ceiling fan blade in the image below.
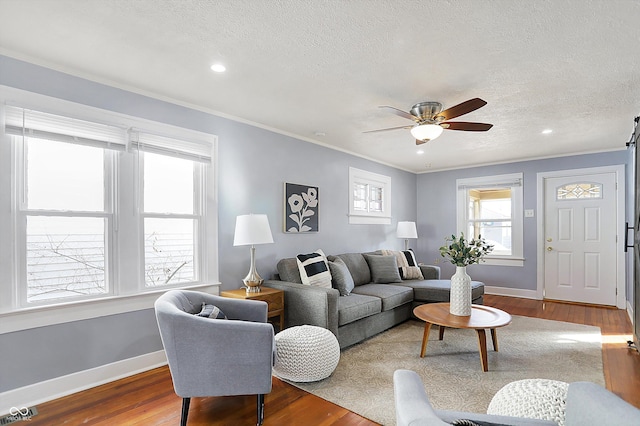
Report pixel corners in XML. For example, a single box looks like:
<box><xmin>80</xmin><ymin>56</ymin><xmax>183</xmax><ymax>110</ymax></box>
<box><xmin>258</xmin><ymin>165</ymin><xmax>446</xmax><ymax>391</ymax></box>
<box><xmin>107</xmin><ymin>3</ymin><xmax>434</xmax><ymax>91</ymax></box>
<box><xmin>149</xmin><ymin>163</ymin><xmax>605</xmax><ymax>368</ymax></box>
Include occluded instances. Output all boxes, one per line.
<box><xmin>442</xmin><ymin>121</ymin><xmax>493</xmax><ymax>131</ymax></box>
<box><xmin>415</xmin><ymin>139</ymin><xmax>428</xmax><ymax>145</ymax></box>
<box><xmin>363</xmin><ymin>125</ymin><xmax>413</xmax><ymax>134</ymax></box>
<box><xmin>379</xmin><ymin>105</ymin><xmax>417</xmax><ymax>121</ymax></box>
<box><xmin>436</xmin><ymin>98</ymin><xmax>487</xmax><ymax>121</ymax></box>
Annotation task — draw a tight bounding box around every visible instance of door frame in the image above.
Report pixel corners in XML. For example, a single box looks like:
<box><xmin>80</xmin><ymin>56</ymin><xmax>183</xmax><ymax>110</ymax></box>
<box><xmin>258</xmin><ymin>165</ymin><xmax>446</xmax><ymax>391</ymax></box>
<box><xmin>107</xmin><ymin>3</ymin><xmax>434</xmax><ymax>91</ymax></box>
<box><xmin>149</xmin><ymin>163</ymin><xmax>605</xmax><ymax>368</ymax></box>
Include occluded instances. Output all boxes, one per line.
<box><xmin>536</xmin><ymin>165</ymin><xmax>626</xmax><ymax>309</ymax></box>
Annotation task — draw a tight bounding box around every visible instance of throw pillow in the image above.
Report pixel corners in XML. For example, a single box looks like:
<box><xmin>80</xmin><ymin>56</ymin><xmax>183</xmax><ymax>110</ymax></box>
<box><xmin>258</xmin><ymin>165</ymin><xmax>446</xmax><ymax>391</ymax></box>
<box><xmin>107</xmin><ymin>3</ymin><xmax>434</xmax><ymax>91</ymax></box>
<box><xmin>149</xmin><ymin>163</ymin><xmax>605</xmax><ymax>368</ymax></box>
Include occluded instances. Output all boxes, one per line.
<box><xmin>363</xmin><ymin>254</ymin><xmax>402</xmax><ymax>284</ymax></box>
<box><xmin>381</xmin><ymin>249</ymin><xmax>424</xmax><ymax>280</ymax></box>
<box><xmin>296</xmin><ymin>249</ymin><xmax>332</xmax><ymax>288</ymax></box>
<box><xmin>196</xmin><ymin>302</ymin><xmax>227</xmax><ymax>319</ymax></box>
<box><xmin>332</xmin><ymin>253</ymin><xmax>371</xmax><ymax>286</ymax></box>
<box><xmin>451</xmin><ymin>419</ymin><xmax>511</xmax><ymax>426</ymax></box>
<box><xmin>328</xmin><ymin>257</ymin><xmax>355</xmax><ymax>296</ymax></box>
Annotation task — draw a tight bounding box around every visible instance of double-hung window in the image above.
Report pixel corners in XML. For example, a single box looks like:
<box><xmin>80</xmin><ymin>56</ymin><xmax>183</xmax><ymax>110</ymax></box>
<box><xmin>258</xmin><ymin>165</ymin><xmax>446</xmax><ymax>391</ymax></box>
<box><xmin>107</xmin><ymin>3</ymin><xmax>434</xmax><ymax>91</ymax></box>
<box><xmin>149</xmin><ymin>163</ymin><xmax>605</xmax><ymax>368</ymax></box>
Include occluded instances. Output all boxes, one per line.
<box><xmin>348</xmin><ymin>167</ymin><xmax>391</xmax><ymax>224</ymax></box>
<box><xmin>7</xmin><ymin>106</ymin><xmax>124</xmax><ymax>305</ymax></box>
<box><xmin>131</xmin><ymin>131</ymin><xmax>210</xmax><ymax>287</ymax></box>
<box><xmin>456</xmin><ymin>173</ymin><xmax>524</xmax><ymax>266</ymax></box>
<box><xmin>0</xmin><ymin>91</ymin><xmax>217</xmax><ymax>327</ymax></box>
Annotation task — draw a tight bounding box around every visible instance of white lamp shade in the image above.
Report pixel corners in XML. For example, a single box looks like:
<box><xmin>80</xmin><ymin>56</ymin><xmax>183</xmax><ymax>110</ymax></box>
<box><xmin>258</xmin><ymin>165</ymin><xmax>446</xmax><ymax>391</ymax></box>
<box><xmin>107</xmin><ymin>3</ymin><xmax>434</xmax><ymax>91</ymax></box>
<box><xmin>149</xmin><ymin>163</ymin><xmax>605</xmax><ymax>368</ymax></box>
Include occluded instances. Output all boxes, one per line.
<box><xmin>410</xmin><ymin>124</ymin><xmax>444</xmax><ymax>142</ymax></box>
<box><xmin>234</xmin><ymin>214</ymin><xmax>274</xmax><ymax>246</ymax></box>
<box><xmin>397</xmin><ymin>221</ymin><xmax>418</xmax><ymax>239</ymax></box>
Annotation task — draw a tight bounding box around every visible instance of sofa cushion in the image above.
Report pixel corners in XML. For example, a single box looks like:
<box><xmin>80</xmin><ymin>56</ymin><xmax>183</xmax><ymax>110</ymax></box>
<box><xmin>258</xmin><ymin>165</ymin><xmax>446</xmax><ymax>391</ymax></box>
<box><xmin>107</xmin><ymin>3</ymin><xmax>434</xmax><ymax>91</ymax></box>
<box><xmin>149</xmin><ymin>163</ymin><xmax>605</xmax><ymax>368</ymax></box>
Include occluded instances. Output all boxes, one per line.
<box><xmin>277</xmin><ymin>258</ymin><xmax>303</xmax><ymax>284</ymax></box>
<box><xmin>297</xmin><ymin>250</ymin><xmax>332</xmax><ymax>288</ymax></box>
<box><xmin>351</xmin><ymin>284</ymin><xmax>413</xmax><ymax>311</ymax></box>
<box><xmin>337</xmin><ymin>293</ymin><xmax>381</xmax><ymax>326</ymax></box>
<box><xmin>364</xmin><ymin>254</ymin><xmax>402</xmax><ymax>284</ymax></box>
<box><xmin>332</xmin><ymin>253</ymin><xmax>371</xmax><ymax>286</ymax></box>
<box><xmin>328</xmin><ymin>257</ymin><xmax>355</xmax><ymax>296</ymax></box>
<box><xmin>400</xmin><ymin>279</ymin><xmax>484</xmax><ymax>303</ymax></box>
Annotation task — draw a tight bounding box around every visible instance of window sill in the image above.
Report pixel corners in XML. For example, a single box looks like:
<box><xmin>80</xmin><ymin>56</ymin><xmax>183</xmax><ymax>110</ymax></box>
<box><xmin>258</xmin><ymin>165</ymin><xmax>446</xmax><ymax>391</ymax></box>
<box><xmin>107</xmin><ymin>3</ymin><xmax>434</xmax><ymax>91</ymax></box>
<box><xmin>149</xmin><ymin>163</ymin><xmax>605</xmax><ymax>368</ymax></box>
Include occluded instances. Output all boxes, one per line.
<box><xmin>481</xmin><ymin>256</ymin><xmax>524</xmax><ymax>267</ymax></box>
<box><xmin>348</xmin><ymin>214</ymin><xmax>392</xmax><ymax>225</ymax></box>
<box><xmin>0</xmin><ymin>282</ymin><xmax>221</xmax><ymax>334</ymax></box>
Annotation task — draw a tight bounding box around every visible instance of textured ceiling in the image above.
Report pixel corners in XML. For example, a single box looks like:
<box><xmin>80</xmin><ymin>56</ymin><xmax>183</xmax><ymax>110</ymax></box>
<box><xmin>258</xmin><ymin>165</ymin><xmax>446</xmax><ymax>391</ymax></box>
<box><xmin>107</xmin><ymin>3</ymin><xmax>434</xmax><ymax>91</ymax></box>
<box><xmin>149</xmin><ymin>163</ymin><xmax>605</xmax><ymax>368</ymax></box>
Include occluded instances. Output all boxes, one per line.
<box><xmin>1</xmin><ymin>0</ymin><xmax>639</xmax><ymax>173</ymax></box>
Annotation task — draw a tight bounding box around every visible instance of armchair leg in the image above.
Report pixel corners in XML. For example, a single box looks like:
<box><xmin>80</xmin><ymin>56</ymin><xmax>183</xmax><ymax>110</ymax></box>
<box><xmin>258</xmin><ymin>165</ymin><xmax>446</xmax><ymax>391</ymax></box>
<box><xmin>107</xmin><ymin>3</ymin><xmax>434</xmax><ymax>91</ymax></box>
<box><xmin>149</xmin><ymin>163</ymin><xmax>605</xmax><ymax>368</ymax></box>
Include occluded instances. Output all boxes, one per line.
<box><xmin>257</xmin><ymin>394</ymin><xmax>265</xmax><ymax>426</ymax></box>
<box><xmin>180</xmin><ymin>397</ymin><xmax>191</xmax><ymax>426</ymax></box>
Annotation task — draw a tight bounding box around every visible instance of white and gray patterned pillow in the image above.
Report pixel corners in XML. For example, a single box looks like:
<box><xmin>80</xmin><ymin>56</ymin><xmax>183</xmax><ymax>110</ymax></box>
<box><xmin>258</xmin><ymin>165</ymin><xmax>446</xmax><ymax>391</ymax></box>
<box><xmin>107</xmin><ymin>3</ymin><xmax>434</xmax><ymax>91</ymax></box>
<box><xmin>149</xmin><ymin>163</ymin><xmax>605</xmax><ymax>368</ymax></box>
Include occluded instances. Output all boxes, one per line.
<box><xmin>296</xmin><ymin>249</ymin><xmax>332</xmax><ymax>288</ymax></box>
<box><xmin>381</xmin><ymin>249</ymin><xmax>424</xmax><ymax>280</ymax></box>
<box><xmin>196</xmin><ymin>302</ymin><xmax>227</xmax><ymax>319</ymax></box>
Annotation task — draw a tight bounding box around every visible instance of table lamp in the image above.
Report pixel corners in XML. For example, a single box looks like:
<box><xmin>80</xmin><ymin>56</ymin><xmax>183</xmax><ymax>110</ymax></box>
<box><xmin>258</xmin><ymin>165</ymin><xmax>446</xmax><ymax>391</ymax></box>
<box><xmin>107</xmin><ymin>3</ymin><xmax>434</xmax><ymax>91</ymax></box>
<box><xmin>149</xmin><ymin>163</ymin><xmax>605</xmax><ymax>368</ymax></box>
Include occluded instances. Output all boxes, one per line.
<box><xmin>234</xmin><ymin>214</ymin><xmax>274</xmax><ymax>293</ymax></box>
<box><xmin>397</xmin><ymin>221</ymin><xmax>418</xmax><ymax>251</ymax></box>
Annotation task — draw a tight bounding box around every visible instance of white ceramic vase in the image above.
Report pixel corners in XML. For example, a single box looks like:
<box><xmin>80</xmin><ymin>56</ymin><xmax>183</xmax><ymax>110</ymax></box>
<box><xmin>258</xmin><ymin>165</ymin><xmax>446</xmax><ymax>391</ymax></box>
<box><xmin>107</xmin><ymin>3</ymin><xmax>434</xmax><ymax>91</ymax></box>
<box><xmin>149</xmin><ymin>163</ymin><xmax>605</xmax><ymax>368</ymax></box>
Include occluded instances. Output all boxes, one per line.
<box><xmin>450</xmin><ymin>266</ymin><xmax>472</xmax><ymax>316</ymax></box>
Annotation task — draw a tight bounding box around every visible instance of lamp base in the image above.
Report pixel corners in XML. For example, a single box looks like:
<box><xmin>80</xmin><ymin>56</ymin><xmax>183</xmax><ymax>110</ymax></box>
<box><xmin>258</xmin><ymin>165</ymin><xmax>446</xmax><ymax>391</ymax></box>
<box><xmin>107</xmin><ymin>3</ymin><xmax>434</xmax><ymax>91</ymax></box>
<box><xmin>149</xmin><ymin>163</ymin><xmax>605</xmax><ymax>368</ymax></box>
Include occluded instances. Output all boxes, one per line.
<box><xmin>243</xmin><ymin>278</ymin><xmax>263</xmax><ymax>293</ymax></box>
<box><xmin>243</xmin><ymin>245</ymin><xmax>263</xmax><ymax>293</ymax></box>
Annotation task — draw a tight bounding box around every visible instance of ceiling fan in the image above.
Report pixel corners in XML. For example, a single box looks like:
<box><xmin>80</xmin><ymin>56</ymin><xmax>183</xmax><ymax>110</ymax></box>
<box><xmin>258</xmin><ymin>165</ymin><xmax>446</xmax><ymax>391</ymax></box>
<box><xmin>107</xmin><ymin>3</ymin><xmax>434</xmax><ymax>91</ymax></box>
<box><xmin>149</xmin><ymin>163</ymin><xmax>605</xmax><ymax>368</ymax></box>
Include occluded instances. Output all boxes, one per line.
<box><xmin>364</xmin><ymin>98</ymin><xmax>493</xmax><ymax>145</ymax></box>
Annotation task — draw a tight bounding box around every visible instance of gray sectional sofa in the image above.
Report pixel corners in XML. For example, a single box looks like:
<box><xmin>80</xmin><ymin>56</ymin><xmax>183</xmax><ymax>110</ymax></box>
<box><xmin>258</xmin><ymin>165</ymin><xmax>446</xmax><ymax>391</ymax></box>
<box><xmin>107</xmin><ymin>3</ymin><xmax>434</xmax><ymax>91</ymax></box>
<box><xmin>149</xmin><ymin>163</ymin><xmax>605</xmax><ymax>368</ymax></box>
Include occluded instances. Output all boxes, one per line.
<box><xmin>265</xmin><ymin>251</ymin><xmax>485</xmax><ymax>348</ymax></box>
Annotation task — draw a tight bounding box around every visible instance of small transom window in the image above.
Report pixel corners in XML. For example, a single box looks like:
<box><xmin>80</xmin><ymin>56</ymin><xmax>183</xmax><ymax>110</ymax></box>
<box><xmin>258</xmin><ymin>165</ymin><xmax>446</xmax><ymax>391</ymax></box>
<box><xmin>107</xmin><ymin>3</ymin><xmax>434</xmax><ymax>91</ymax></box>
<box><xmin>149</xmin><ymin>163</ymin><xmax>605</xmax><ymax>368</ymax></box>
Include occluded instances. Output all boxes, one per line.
<box><xmin>556</xmin><ymin>183</ymin><xmax>602</xmax><ymax>200</ymax></box>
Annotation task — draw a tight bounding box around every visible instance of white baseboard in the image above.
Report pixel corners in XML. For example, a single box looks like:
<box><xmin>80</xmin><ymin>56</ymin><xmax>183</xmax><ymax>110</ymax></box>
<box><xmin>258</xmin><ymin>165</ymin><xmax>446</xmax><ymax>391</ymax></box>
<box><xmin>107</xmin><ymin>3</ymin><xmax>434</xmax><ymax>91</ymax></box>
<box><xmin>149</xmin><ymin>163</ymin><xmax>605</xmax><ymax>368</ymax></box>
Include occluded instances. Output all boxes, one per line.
<box><xmin>627</xmin><ymin>299</ymin><xmax>634</xmax><ymax>326</ymax></box>
<box><xmin>484</xmin><ymin>286</ymin><xmax>540</xmax><ymax>300</ymax></box>
<box><xmin>0</xmin><ymin>350</ymin><xmax>167</xmax><ymax>416</ymax></box>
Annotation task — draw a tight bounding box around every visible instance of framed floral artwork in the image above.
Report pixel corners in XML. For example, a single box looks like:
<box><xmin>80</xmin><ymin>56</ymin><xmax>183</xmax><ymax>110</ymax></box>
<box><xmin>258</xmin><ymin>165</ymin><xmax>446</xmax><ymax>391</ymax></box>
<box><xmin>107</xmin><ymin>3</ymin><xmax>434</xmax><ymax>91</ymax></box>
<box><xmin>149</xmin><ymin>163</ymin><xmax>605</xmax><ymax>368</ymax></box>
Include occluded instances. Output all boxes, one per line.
<box><xmin>284</xmin><ymin>183</ymin><xmax>318</xmax><ymax>233</ymax></box>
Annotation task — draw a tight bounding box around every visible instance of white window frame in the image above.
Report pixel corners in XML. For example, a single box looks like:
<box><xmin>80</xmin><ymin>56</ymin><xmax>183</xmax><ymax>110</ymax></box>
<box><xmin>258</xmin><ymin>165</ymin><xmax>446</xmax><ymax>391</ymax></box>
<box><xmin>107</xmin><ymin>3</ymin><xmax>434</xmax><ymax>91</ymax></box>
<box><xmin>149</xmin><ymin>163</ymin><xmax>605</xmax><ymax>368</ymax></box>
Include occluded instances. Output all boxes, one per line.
<box><xmin>137</xmin><ymin>150</ymin><xmax>206</xmax><ymax>289</ymax></box>
<box><xmin>456</xmin><ymin>173</ymin><xmax>524</xmax><ymax>267</ymax></box>
<box><xmin>348</xmin><ymin>167</ymin><xmax>392</xmax><ymax>224</ymax></box>
<box><xmin>14</xmin><ymin>142</ymin><xmax>116</xmax><ymax>307</ymax></box>
<box><xmin>0</xmin><ymin>86</ymin><xmax>220</xmax><ymax>334</ymax></box>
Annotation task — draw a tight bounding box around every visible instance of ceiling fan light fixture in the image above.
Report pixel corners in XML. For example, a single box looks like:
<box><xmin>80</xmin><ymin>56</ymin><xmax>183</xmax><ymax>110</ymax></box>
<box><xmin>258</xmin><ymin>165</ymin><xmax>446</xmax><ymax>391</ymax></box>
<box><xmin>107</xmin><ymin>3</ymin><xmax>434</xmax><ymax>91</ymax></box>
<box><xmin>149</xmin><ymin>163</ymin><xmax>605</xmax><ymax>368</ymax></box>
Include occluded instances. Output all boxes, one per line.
<box><xmin>410</xmin><ymin>123</ymin><xmax>444</xmax><ymax>142</ymax></box>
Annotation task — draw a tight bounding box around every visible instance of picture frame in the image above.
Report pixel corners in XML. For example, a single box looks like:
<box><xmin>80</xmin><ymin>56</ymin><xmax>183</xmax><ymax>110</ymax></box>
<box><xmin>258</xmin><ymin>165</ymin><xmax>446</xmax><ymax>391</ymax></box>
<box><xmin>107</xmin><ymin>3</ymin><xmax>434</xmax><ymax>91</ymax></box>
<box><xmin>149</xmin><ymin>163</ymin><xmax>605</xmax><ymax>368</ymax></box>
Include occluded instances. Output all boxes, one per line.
<box><xmin>284</xmin><ymin>182</ymin><xmax>319</xmax><ymax>233</ymax></box>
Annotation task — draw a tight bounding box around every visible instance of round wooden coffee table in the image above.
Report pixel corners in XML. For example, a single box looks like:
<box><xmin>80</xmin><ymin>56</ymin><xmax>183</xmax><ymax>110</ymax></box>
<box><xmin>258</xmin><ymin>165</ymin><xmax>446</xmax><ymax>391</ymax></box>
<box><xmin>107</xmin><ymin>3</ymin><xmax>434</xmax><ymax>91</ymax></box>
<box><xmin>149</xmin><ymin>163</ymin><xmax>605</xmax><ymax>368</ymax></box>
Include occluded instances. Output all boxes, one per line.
<box><xmin>413</xmin><ymin>303</ymin><xmax>512</xmax><ymax>372</ymax></box>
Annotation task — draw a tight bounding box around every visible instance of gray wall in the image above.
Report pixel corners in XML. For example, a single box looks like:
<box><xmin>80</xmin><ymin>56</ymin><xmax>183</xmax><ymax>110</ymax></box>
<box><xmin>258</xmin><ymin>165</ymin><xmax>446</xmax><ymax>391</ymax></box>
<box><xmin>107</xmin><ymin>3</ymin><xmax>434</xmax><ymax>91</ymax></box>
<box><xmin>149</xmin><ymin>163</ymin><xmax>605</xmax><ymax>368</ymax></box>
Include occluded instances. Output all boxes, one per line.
<box><xmin>416</xmin><ymin>150</ymin><xmax>628</xmax><ymax>292</ymax></box>
<box><xmin>0</xmin><ymin>56</ymin><xmax>417</xmax><ymax>392</ymax></box>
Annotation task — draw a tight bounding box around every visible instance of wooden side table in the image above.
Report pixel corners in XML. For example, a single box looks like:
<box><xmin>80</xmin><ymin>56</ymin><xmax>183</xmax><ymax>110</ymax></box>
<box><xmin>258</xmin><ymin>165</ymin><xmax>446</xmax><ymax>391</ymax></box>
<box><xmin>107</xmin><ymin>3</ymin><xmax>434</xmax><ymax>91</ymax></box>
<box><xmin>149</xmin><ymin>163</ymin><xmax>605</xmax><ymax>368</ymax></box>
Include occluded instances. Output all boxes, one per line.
<box><xmin>220</xmin><ymin>287</ymin><xmax>284</xmax><ymax>331</ymax></box>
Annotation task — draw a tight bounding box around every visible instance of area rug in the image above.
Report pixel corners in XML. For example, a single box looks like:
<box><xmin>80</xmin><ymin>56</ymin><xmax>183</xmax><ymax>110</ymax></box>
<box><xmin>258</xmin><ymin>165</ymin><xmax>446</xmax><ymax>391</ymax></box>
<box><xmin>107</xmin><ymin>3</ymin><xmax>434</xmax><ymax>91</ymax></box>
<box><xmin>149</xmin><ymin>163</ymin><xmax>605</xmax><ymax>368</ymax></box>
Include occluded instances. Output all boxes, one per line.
<box><xmin>289</xmin><ymin>316</ymin><xmax>604</xmax><ymax>425</ymax></box>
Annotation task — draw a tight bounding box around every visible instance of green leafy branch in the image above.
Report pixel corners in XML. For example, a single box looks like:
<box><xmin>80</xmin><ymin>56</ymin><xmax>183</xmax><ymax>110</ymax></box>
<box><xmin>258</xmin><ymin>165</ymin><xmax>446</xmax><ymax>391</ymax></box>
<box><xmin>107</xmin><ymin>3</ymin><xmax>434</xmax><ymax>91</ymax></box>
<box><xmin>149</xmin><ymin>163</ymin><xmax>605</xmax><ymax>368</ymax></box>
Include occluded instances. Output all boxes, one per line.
<box><xmin>439</xmin><ymin>232</ymin><xmax>494</xmax><ymax>267</ymax></box>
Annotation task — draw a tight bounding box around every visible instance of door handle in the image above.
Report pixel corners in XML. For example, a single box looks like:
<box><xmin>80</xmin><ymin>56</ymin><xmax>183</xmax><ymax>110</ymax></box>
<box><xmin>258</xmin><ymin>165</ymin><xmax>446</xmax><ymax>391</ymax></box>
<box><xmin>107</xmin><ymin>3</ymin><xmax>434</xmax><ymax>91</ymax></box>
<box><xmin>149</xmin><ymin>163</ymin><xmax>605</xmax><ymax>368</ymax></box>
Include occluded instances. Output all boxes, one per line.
<box><xmin>547</xmin><ymin>246</ymin><xmax>553</xmax><ymax>251</ymax></box>
<box><xmin>625</xmin><ymin>222</ymin><xmax>634</xmax><ymax>252</ymax></box>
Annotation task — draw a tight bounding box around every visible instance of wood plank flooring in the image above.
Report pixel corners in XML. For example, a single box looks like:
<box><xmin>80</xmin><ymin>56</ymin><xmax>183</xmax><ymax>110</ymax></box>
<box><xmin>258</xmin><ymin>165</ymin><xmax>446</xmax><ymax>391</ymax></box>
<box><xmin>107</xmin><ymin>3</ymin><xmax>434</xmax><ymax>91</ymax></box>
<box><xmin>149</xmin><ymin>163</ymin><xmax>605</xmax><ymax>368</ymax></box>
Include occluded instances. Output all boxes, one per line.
<box><xmin>20</xmin><ymin>295</ymin><xmax>640</xmax><ymax>425</ymax></box>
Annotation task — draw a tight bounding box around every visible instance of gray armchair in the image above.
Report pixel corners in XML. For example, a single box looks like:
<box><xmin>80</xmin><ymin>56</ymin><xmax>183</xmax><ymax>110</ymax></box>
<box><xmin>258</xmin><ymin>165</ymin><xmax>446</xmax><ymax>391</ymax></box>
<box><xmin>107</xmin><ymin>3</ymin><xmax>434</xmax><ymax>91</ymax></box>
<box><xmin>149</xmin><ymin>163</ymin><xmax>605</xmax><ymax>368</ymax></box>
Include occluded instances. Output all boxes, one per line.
<box><xmin>155</xmin><ymin>290</ymin><xmax>275</xmax><ymax>426</ymax></box>
<box><xmin>393</xmin><ymin>369</ymin><xmax>640</xmax><ymax>426</ymax></box>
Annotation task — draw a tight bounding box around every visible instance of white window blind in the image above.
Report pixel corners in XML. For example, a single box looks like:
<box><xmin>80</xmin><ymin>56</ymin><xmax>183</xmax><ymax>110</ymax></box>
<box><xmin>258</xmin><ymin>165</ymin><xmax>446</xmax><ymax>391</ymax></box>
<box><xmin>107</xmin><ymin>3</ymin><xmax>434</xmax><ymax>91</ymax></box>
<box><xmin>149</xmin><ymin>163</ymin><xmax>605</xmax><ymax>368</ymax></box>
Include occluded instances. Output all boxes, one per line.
<box><xmin>130</xmin><ymin>129</ymin><xmax>213</xmax><ymax>164</ymax></box>
<box><xmin>5</xmin><ymin>105</ymin><xmax>127</xmax><ymax>151</ymax></box>
<box><xmin>457</xmin><ymin>178</ymin><xmax>522</xmax><ymax>190</ymax></box>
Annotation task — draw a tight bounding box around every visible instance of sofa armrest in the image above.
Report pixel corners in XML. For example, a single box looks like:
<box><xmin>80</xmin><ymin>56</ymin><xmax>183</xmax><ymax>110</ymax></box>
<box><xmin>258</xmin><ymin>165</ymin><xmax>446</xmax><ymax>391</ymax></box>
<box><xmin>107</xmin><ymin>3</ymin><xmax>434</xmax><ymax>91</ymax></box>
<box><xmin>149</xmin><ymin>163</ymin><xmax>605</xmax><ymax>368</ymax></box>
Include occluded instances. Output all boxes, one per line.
<box><xmin>565</xmin><ymin>381</ymin><xmax>640</xmax><ymax>425</ymax></box>
<box><xmin>264</xmin><ymin>280</ymin><xmax>339</xmax><ymax>336</ymax></box>
<box><xmin>419</xmin><ymin>264</ymin><xmax>441</xmax><ymax>280</ymax></box>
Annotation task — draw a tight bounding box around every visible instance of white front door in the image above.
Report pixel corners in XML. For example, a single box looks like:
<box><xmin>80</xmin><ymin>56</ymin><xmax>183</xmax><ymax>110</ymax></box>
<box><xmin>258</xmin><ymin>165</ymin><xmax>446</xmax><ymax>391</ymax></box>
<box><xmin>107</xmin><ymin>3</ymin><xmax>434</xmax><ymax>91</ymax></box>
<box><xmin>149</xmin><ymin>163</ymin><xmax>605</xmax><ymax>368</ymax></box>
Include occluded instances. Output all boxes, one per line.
<box><xmin>543</xmin><ymin>172</ymin><xmax>618</xmax><ymax>306</ymax></box>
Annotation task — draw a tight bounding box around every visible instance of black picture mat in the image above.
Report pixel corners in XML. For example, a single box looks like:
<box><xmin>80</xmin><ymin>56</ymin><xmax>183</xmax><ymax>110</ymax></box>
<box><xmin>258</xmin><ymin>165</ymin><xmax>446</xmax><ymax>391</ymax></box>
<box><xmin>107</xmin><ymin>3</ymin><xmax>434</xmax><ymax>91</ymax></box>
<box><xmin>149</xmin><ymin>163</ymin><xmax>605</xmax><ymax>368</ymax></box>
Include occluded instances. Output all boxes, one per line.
<box><xmin>284</xmin><ymin>183</ymin><xmax>318</xmax><ymax>233</ymax></box>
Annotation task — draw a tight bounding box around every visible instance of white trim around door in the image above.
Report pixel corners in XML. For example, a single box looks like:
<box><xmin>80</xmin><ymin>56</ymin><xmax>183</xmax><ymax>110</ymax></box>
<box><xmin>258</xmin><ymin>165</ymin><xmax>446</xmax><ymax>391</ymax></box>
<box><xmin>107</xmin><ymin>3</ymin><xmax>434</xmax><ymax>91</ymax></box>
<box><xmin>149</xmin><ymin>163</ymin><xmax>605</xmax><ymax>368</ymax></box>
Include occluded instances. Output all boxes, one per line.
<box><xmin>536</xmin><ymin>165</ymin><xmax>626</xmax><ymax>309</ymax></box>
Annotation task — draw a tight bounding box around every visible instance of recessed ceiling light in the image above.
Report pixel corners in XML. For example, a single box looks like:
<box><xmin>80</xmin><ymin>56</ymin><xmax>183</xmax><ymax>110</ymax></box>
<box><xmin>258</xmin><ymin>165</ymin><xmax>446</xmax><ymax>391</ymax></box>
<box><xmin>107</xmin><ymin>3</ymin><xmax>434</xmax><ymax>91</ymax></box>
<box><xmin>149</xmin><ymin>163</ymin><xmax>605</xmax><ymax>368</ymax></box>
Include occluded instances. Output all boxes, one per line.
<box><xmin>542</xmin><ymin>129</ymin><xmax>553</xmax><ymax>134</ymax></box>
<box><xmin>210</xmin><ymin>63</ymin><xmax>226</xmax><ymax>73</ymax></box>
<box><xmin>417</xmin><ymin>150</ymin><xmax>425</xmax><ymax>155</ymax></box>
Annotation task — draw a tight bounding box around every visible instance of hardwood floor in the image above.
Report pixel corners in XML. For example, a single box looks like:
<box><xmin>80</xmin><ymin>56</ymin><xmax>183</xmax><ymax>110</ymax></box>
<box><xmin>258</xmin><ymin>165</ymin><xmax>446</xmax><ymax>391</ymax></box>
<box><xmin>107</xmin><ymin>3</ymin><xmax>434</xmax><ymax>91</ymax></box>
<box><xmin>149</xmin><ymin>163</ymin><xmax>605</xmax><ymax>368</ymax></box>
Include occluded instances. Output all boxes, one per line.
<box><xmin>22</xmin><ymin>295</ymin><xmax>640</xmax><ymax>425</ymax></box>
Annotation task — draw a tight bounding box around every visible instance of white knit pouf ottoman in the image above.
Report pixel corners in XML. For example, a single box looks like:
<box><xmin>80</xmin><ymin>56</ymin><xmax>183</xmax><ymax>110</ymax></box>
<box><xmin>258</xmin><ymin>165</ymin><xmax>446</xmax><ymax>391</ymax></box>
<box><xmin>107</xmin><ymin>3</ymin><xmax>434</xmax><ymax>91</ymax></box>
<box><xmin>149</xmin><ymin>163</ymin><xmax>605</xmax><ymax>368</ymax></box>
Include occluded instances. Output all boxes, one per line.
<box><xmin>488</xmin><ymin>379</ymin><xmax>569</xmax><ymax>426</ymax></box>
<box><xmin>273</xmin><ymin>325</ymin><xmax>340</xmax><ymax>382</ymax></box>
